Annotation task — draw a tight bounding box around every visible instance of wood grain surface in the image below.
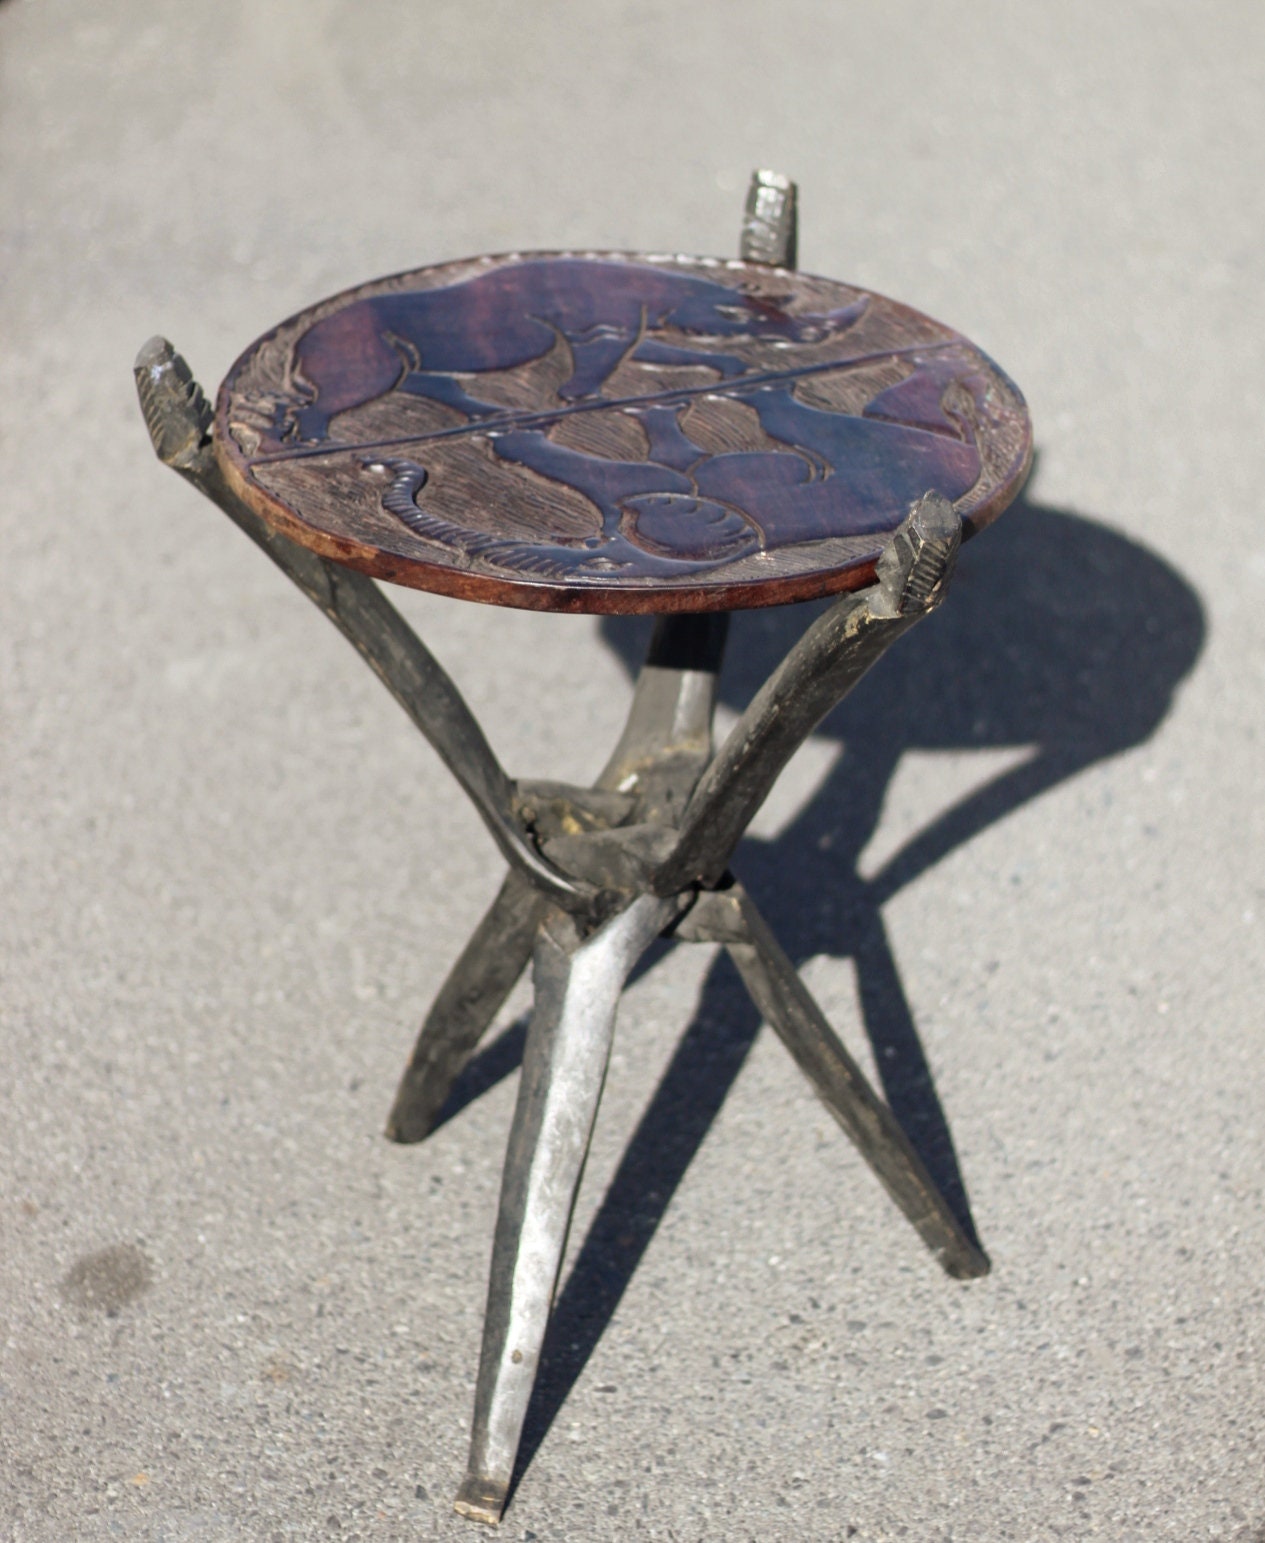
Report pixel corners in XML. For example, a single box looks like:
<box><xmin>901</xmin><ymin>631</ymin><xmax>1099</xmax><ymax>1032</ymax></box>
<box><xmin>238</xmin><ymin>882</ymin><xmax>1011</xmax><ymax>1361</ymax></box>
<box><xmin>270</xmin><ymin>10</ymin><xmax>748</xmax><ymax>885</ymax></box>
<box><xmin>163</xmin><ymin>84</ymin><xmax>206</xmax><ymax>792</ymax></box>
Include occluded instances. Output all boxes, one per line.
<box><xmin>215</xmin><ymin>253</ymin><xmax>1031</xmax><ymax>613</ymax></box>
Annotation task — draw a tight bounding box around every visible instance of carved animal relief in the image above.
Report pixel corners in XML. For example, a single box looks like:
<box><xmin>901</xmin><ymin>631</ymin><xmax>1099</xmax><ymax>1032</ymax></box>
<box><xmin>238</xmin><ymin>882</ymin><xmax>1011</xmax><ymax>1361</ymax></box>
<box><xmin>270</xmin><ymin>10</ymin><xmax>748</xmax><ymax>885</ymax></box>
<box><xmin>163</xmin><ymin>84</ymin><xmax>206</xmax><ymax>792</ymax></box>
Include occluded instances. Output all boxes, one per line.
<box><xmin>218</xmin><ymin>254</ymin><xmax>1030</xmax><ymax>611</ymax></box>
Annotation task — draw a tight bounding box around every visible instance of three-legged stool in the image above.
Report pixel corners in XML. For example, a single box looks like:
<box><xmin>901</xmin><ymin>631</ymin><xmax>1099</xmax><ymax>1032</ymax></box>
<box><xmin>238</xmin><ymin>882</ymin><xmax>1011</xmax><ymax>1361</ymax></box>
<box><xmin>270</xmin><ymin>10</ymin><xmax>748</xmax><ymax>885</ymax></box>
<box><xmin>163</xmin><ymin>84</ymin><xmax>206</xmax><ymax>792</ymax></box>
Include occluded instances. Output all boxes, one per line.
<box><xmin>136</xmin><ymin>172</ymin><xmax>1031</xmax><ymax>1524</ymax></box>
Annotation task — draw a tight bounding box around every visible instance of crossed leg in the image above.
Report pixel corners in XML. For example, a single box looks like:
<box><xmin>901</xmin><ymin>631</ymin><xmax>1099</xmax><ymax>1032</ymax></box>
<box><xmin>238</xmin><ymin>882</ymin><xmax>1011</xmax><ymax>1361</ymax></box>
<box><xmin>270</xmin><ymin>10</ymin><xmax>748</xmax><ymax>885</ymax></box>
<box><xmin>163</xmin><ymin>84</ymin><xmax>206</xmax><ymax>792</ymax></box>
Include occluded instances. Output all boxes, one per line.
<box><xmin>452</xmin><ymin>893</ymin><xmax>687</xmax><ymax>1524</ymax></box>
<box><xmin>378</xmin><ymin>512</ymin><xmax>985</xmax><ymax>1518</ymax></box>
<box><xmin>384</xmin><ymin>869</ymin><xmax>547</xmax><ymax>1144</ymax></box>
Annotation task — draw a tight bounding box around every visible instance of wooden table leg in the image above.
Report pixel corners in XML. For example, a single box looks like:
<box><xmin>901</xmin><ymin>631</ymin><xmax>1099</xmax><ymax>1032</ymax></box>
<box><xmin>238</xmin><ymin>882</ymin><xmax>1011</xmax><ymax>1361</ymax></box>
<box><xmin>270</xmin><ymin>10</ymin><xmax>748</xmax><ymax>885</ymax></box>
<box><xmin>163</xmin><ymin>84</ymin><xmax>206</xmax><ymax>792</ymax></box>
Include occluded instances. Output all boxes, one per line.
<box><xmin>681</xmin><ymin>881</ymin><xmax>988</xmax><ymax>1280</ymax></box>
<box><xmin>385</xmin><ymin>869</ymin><xmax>548</xmax><ymax>1144</ymax></box>
<box><xmin>454</xmin><ymin>893</ymin><xmax>684</xmax><ymax>1525</ymax></box>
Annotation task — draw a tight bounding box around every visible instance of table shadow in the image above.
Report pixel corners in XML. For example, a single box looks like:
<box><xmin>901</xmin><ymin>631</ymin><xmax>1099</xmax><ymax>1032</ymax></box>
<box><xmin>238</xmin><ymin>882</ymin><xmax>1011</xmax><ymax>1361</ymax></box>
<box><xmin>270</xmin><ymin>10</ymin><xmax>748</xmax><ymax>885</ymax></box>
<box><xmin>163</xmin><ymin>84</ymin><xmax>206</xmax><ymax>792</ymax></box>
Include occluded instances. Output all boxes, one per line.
<box><xmin>435</xmin><ymin>491</ymin><xmax>1205</xmax><ymax>1496</ymax></box>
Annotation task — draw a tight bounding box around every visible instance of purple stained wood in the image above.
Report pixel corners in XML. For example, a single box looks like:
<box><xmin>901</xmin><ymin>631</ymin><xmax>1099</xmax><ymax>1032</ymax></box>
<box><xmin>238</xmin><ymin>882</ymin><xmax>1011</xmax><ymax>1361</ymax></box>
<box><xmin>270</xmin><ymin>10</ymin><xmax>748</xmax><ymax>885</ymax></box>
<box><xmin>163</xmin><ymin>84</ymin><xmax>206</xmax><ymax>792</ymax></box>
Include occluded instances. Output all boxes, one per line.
<box><xmin>215</xmin><ymin>253</ymin><xmax>1031</xmax><ymax>613</ymax></box>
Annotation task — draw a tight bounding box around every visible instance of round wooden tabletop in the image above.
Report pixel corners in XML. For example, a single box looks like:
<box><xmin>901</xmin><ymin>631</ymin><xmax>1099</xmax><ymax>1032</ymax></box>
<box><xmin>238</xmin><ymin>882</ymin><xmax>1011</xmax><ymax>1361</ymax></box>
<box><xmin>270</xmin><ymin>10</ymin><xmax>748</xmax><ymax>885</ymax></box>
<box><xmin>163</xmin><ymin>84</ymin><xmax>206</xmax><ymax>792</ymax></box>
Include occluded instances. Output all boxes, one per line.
<box><xmin>215</xmin><ymin>252</ymin><xmax>1031</xmax><ymax>614</ymax></box>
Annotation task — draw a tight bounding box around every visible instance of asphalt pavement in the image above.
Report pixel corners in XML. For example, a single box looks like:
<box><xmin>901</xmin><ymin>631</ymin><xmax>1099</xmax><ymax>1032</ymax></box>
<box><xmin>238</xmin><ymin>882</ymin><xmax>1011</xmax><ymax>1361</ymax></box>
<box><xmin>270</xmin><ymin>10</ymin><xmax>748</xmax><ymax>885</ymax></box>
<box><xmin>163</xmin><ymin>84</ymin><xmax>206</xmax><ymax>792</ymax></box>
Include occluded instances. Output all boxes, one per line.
<box><xmin>2</xmin><ymin>2</ymin><xmax>1262</xmax><ymax>1539</ymax></box>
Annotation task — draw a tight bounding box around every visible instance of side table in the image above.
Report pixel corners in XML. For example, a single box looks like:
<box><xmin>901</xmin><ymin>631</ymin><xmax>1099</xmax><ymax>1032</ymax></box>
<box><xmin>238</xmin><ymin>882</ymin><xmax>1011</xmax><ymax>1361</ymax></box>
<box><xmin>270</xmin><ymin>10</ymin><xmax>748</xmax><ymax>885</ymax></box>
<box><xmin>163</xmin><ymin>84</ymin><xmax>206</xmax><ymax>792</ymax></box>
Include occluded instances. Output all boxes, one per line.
<box><xmin>135</xmin><ymin>172</ymin><xmax>1031</xmax><ymax>1524</ymax></box>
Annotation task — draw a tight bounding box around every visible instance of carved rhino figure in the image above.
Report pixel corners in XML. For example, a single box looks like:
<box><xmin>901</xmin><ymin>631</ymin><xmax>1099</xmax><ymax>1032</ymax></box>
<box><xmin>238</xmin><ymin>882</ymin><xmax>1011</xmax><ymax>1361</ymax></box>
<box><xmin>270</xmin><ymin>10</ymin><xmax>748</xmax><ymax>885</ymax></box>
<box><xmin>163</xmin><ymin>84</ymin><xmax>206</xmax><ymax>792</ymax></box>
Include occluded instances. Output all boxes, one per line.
<box><xmin>285</xmin><ymin>258</ymin><xmax>867</xmax><ymax>442</ymax></box>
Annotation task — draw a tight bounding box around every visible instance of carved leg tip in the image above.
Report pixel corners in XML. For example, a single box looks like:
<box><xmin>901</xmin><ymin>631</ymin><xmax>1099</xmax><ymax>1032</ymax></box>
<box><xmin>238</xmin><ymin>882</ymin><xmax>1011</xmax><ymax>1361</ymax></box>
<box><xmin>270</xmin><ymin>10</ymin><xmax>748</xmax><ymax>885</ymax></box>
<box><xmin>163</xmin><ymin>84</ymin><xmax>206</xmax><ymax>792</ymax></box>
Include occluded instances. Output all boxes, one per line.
<box><xmin>910</xmin><ymin>489</ymin><xmax>960</xmax><ymax>543</ymax></box>
<box><xmin>742</xmin><ymin>170</ymin><xmax>798</xmax><ymax>268</ymax></box>
<box><xmin>750</xmin><ymin>167</ymin><xmax>794</xmax><ymax>193</ymax></box>
<box><xmin>453</xmin><ymin>1474</ymin><xmax>508</xmax><ymax>1525</ymax></box>
<box><xmin>873</xmin><ymin>491</ymin><xmax>963</xmax><ymax>615</ymax></box>
<box><xmin>134</xmin><ymin>334</ymin><xmax>170</xmax><ymax>372</ymax></box>
<box><xmin>133</xmin><ymin>336</ymin><xmax>212</xmax><ymax>469</ymax></box>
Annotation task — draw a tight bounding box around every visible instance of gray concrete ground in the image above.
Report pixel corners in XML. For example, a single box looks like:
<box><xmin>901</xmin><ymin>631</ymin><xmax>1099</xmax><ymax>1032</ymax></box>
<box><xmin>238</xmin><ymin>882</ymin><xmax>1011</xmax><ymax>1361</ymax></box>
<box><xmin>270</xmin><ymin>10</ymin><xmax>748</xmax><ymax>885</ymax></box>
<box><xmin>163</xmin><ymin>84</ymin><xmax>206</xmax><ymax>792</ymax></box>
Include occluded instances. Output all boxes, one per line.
<box><xmin>2</xmin><ymin>2</ymin><xmax>1262</xmax><ymax>1538</ymax></box>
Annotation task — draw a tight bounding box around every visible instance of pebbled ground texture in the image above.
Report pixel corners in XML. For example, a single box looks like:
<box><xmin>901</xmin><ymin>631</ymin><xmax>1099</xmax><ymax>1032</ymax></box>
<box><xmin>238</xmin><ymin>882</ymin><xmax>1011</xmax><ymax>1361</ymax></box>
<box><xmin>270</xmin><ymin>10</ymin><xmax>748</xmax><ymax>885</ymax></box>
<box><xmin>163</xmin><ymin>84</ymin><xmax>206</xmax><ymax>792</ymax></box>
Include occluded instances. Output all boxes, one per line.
<box><xmin>1</xmin><ymin>2</ymin><xmax>1262</xmax><ymax>1539</ymax></box>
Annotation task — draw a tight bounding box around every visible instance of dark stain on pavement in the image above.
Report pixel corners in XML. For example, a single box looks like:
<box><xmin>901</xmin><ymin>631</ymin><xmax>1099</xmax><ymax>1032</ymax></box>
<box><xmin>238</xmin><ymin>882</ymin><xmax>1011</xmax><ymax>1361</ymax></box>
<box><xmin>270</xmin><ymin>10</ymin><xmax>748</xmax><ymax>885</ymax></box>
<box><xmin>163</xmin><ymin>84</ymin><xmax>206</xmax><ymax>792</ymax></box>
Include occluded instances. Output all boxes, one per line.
<box><xmin>60</xmin><ymin>1243</ymin><xmax>153</xmax><ymax>1317</ymax></box>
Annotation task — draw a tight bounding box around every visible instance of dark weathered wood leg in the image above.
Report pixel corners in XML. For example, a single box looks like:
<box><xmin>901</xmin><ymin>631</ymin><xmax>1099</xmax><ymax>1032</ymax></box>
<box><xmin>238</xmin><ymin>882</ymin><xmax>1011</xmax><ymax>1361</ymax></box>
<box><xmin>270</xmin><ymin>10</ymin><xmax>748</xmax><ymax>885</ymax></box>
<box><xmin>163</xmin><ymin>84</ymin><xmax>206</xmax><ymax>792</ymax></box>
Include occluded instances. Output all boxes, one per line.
<box><xmin>653</xmin><ymin>493</ymin><xmax>961</xmax><ymax>896</ymax></box>
<box><xmin>133</xmin><ymin>339</ymin><xmax>587</xmax><ymax>910</ymax></box>
<box><xmin>454</xmin><ymin>894</ymin><xmax>683</xmax><ymax>1525</ymax></box>
<box><xmin>385</xmin><ymin>869</ymin><xmax>547</xmax><ymax>1144</ymax></box>
<box><xmin>595</xmin><ymin>613</ymin><xmax>729</xmax><ymax>812</ymax></box>
<box><xmin>386</xmin><ymin>609</ymin><xmax>727</xmax><ymax>1147</ymax></box>
<box><xmin>680</xmin><ymin>881</ymin><xmax>988</xmax><ymax>1280</ymax></box>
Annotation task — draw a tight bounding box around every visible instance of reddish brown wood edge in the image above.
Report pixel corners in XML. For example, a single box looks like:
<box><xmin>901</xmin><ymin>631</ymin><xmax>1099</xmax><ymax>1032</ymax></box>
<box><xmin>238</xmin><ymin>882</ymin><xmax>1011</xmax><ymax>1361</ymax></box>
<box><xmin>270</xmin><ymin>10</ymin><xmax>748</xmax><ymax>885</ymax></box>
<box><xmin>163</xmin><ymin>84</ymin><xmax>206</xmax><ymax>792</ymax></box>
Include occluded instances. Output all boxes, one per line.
<box><xmin>212</xmin><ymin>426</ymin><xmax>1032</xmax><ymax>617</ymax></box>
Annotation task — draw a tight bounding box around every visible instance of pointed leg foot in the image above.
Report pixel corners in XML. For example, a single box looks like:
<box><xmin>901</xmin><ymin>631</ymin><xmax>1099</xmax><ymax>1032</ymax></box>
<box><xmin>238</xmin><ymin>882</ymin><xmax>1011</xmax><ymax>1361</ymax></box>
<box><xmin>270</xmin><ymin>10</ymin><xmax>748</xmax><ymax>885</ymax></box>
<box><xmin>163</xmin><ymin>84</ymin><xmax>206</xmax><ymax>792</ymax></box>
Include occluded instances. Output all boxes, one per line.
<box><xmin>453</xmin><ymin>1473</ymin><xmax>508</xmax><ymax>1526</ymax></box>
<box><xmin>687</xmin><ymin>880</ymin><xmax>989</xmax><ymax>1279</ymax></box>
<box><xmin>456</xmin><ymin>894</ymin><xmax>682</xmax><ymax>1516</ymax></box>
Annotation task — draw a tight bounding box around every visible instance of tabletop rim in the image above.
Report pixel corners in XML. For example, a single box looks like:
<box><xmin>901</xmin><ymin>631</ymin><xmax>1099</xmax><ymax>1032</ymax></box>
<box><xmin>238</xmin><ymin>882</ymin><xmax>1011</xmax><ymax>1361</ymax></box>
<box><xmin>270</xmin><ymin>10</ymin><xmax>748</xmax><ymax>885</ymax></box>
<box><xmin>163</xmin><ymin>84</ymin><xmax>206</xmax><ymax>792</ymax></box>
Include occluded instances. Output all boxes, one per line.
<box><xmin>214</xmin><ymin>249</ymin><xmax>1033</xmax><ymax>615</ymax></box>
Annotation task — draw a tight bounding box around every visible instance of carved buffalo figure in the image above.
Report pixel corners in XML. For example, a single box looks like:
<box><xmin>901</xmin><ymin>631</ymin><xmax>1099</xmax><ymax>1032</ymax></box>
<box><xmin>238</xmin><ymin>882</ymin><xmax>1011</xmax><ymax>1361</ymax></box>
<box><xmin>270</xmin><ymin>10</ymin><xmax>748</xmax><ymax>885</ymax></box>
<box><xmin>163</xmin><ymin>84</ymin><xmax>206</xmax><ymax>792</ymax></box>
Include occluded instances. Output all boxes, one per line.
<box><xmin>284</xmin><ymin>258</ymin><xmax>867</xmax><ymax>442</ymax></box>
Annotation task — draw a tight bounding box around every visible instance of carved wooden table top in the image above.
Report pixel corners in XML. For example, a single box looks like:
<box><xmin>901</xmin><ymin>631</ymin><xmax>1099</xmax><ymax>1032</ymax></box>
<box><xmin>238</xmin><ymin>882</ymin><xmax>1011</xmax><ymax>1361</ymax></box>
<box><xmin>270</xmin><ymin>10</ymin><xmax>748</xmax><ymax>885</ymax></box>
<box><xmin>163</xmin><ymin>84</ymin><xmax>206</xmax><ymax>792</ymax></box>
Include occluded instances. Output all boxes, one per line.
<box><xmin>216</xmin><ymin>253</ymin><xmax>1031</xmax><ymax>614</ymax></box>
